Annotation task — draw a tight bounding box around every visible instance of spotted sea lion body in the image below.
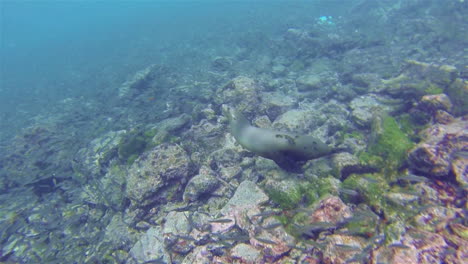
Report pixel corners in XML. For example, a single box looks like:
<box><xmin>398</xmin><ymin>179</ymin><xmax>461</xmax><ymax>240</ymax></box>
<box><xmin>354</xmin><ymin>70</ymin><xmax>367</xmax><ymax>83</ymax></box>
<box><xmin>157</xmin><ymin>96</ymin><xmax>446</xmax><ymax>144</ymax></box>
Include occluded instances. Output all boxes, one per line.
<box><xmin>227</xmin><ymin>108</ymin><xmax>332</xmax><ymax>171</ymax></box>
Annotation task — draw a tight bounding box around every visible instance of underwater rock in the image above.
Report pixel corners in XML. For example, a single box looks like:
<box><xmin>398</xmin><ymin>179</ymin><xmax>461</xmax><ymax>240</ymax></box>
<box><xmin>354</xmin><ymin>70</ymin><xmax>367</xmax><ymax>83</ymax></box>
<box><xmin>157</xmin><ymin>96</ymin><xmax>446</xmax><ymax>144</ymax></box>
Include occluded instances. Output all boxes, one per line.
<box><xmin>1</xmin><ymin>125</ymin><xmax>78</xmax><ymax>187</ymax></box>
<box><xmin>408</xmin><ymin>116</ymin><xmax>467</xmax><ymax>178</ymax></box>
<box><xmin>372</xmin><ymin>229</ymin><xmax>449</xmax><ymax>264</ymax></box>
<box><xmin>183</xmin><ymin>166</ymin><xmax>220</xmax><ymax>202</ymax></box>
<box><xmin>271</xmin><ymin>64</ymin><xmax>287</xmax><ymax>77</ymax></box>
<box><xmin>263</xmin><ymin>178</ymin><xmax>304</xmax><ymax>209</ymax></box>
<box><xmin>251</xmin><ymin>228</ymin><xmax>295</xmax><ymax>262</ymax></box>
<box><xmin>118</xmin><ymin>64</ymin><xmax>157</xmax><ymax>98</ymax></box>
<box><xmin>296</xmin><ymin>74</ymin><xmax>322</xmax><ymax>91</ymax></box>
<box><xmin>322</xmin><ymin>234</ymin><xmax>366</xmax><ymax>264</ymax></box>
<box><xmin>163</xmin><ymin>211</ymin><xmax>192</xmax><ymax>235</ymax></box>
<box><xmin>260</xmin><ymin>92</ymin><xmax>297</xmax><ymax>121</ymax></box>
<box><xmin>452</xmin><ymin>157</ymin><xmax>468</xmax><ymax>189</ymax></box>
<box><xmin>104</xmin><ymin>214</ymin><xmax>138</xmax><ymax>248</ymax></box>
<box><xmin>308</xmin><ymin>196</ymin><xmax>352</xmax><ymax>224</ymax></box>
<box><xmin>218</xmin><ymin>165</ymin><xmax>242</xmax><ymax>181</ymax></box>
<box><xmin>162</xmin><ymin>211</ymin><xmax>195</xmax><ymax>255</ymax></box>
<box><xmin>230</xmin><ymin>243</ymin><xmax>261</xmax><ymax>263</ymax></box>
<box><xmin>381</xmin><ymin>60</ymin><xmax>458</xmax><ymax>97</ymax></box>
<box><xmin>126</xmin><ymin>144</ymin><xmax>192</xmax><ymax>209</ymax></box>
<box><xmin>303</xmin><ymin>157</ymin><xmax>334</xmax><ymax>178</ymax></box>
<box><xmin>331</xmin><ymin>152</ymin><xmax>363</xmax><ymax>179</ymax></box>
<box><xmin>118</xmin><ymin>64</ymin><xmax>175</xmax><ymax>99</ymax></box>
<box><xmin>369</xmin><ymin>113</ymin><xmax>414</xmax><ymax>169</ymax></box>
<box><xmin>419</xmin><ymin>93</ymin><xmax>453</xmax><ymax>113</ymax></box>
<box><xmin>380</xmin><ymin>60</ymin><xmax>467</xmax><ymax>115</ymax></box>
<box><xmin>80</xmin><ymin>165</ymin><xmax>126</xmax><ymax>210</ymax></box>
<box><xmin>215</xmin><ymin>76</ymin><xmax>262</xmax><ymax>115</ymax></box>
<box><xmin>349</xmin><ymin>94</ymin><xmax>395</xmax><ymax>127</ymax></box>
<box><xmin>181</xmin><ymin>245</ymin><xmax>212</xmax><ymax>264</ymax></box>
<box><xmin>272</xmin><ymin>108</ymin><xmax>326</xmax><ymax>134</ymax></box>
<box><xmin>349</xmin><ymin>73</ymin><xmax>382</xmax><ymax>93</ymax></box>
<box><xmin>211</xmin><ymin>56</ymin><xmax>232</xmax><ymax>71</ymax></box>
<box><xmin>445</xmin><ymin>78</ymin><xmax>468</xmax><ymax>115</ymax></box>
<box><xmin>207</xmin><ymin>147</ymin><xmax>243</xmax><ymax>170</ymax></box>
<box><xmin>433</xmin><ymin>110</ymin><xmax>455</xmax><ymax>125</ymax></box>
<box><xmin>220</xmin><ymin>180</ymin><xmax>269</xmax><ymax>216</ymax></box>
<box><xmin>217</xmin><ymin>181</ymin><xmax>269</xmax><ymax>232</ymax></box>
<box><xmin>72</xmin><ymin>130</ymin><xmax>126</xmax><ymax>180</ymax></box>
<box><xmin>150</xmin><ymin>113</ymin><xmax>191</xmax><ymax>142</ymax></box>
<box><xmin>183</xmin><ymin>119</ymin><xmax>225</xmax><ymax>155</ymax></box>
<box><xmin>128</xmin><ymin>226</ymin><xmax>171</xmax><ymax>264</ymax></box>
<box><xmin>201</xmin><ymin>106</ymin><xmax>217</xmax><ymax>121</ymax></box>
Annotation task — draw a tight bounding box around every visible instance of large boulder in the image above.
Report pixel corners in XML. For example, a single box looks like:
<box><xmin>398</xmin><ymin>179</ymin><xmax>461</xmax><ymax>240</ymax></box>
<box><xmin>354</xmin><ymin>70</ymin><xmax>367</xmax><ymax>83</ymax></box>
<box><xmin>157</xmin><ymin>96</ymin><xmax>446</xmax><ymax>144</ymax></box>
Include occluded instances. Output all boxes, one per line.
<box><xmin>126</xmin><ymin>144</ymin><xmax>192</xmax><ymax>209</ymax></box>
<box><xmin>259</xmin><ymin>92</ymin><xmax>297</xmax><ymax>121</ymax></box>
<box><xmin>128</xmin><ymin>226</ymin><xmax>171</xmax><ymax>264</ymax></box>
<box><xmin>408</xmin><ymin>116</ymin><xmax>467</xmax><ymax>181</ymax></box>
<box><xmin>215</xmin><ymin>76</ymin><xmax>262</xmax><ymax>116</ymax></box>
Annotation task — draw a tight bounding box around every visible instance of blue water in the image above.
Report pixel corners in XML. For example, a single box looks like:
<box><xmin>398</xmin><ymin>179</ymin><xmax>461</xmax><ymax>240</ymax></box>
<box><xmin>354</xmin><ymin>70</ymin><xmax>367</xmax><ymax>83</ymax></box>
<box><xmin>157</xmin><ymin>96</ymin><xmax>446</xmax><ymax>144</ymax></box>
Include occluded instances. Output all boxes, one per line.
<box><xmin>0</xmin><ymin>0</ymin><xmax>354</xmax><ymax>154</ymax></box>
<box><xmin>0</xmin><ymin>1</ymin><xmax>346</xmax><ymax>142</ymax></box>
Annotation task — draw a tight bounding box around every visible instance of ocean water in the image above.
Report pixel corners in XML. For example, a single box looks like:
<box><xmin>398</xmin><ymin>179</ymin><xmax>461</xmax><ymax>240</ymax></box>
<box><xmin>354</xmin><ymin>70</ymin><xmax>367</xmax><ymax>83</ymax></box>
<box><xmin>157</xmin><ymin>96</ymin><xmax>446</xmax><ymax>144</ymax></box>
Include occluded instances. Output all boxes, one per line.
<box><xmin>0</xmin><ymin>0</ymin><xmax>467</xmax><ymax>263</ymax></box>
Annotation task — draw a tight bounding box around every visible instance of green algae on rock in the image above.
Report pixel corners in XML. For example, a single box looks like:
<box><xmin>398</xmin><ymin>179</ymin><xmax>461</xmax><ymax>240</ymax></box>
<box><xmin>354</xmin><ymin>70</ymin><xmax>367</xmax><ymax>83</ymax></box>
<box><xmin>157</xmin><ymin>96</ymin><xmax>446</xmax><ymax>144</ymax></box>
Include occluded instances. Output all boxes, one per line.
<box><xmin>368</xmin><ymin>113</ymin><xmax>414</xmax><ymax>171</ymax></box>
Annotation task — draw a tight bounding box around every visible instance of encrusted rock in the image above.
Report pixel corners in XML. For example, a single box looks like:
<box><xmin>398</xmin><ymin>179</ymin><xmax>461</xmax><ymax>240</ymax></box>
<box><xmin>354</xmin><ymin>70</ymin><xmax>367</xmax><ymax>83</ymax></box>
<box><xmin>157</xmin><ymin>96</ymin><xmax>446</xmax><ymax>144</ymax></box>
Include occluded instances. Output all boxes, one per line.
<box><xmin>349</xmin><ymin>94</ymin><xmax>394</xmax><ymax>127</ymax></box>
<box><xmin>230</xmin><ymin>243</ymin><xmax>261</xmax><ymax>263</ymax></box>
<box><xmin>183</xmin><ymin>119</ymin><xmax>225</xmax><ymax>154</ymax></box>
<box><xmin>452</xmin><ymin>157</ymin><xmax>468</xmax><ymax>189</ymax></box>
<box><xmin>296</xmin><ymin>74</ymin><xmax>323</xmax><ymax>91</ymax></box>
<box><xmin>331</xmin><ymin>152</ymin><xmax>362</xmax><ymax>179</ymax></box>
<box><xmin>119</xmin><ymin>64</ymin><xmax>160</xmax><ymax>98</ymax></box>
<box><xmin>181</xmin><ymin>245</ymin><xmax>212</xmax><ymax>264</ymax></box>
<box><xmin>309</xmin><ymin>196</ymin><xmax>352</xmax><ymax>224</ymax></box>
<box><xmin>80</xmin><ymin>165</ymin><xmax>126</xmax><ymax>210</ymax></box>
<box><xmin>272</xmin><ymin>109</ymin><xmax>325</xmax><ymax>134</ymax></box>
<box><xmin>219</xmin><ymin>166</ymin><xmax>242</xmax><ymax>181</ymax></box>
<box><xmin>163</xmin><ymin>211</ymin><xmax>195</xmax><ymax>255</ymax></box>
<box><xmin>420</xmin><ymin>93</ymin><xmax>453</xmax><ymax>113</ymax></box>
<box><xmin>183</xmin><ymin>166</ymin><xmax>219</xmax><ymax>202</ymax></box>
<box><xmin>381</xmin><ymin>60</ymin><xmax>458</xmax><ymax>97</ymax></box>
<box><xmin>220</xmin><ymin>180</ymin><xmax>269</xmax><ymax>215</ymax></box>
<box><xmin>408</xmin><ymin>116</ymin><xmax>468</xmax><ymax>177</ymax></box>
<box><xmin>372</xmin><ymin>229</ymin><xmax>449</xmax><ymax>264</ymax></box>
<box><xmin>163</xmin><ymin>211</ymin><xmax>192</xmax><ymax>235</ymax></box>
<box><xmin>150</xmin><ymin>114</ymin><xmax>191</xmax><ymax>143</ymax></box>
<box><xmin>207</xmin><ymin>148</ymin><xmax>243</xmax><ymax>169</ymax></box>
<box><xmin>126</xmin><ymin>144</ymin><xmax>192</xmax><ymax>208</ymax></box>
<box><xmin>215</xmin><ymin>76</ymin><xmax>262</xmax><ymax>115</ymax></box>
<box><xmin>322</xmin><ymin>234</ymin><xmax>366</xmax><ymax>264</ymax></box>
<box><xmin>434</xmin><ymin>110</ymin><xmax>455</xmax><ymax>124</ymax></box>
<box><xmin>260</xmin><ymin>92</ymin><xmax>297</xmax><ymax>121</ymax></box>
<box><xmin>72</xmin><ymin>130</ymin><xmax>126</xmax><ymax>180</ymax></box>
<box><xmin>104</xmin><ymin>214</ymin><xmax>138</xmax><ymax>247</ymax></box>
<box><xmin>129</xmin><ymin>226</ymin><xmax>171</xmax><ymax>264</ymax></box>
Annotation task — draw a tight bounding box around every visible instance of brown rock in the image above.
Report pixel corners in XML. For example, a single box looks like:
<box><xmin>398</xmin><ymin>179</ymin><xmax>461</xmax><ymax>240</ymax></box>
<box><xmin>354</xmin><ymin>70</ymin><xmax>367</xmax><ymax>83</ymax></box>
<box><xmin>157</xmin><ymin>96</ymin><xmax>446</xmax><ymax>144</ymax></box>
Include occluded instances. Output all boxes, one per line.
<box><xmin>420</xmin><ymin>94</ymin><xmax>453</xmax><ymax>113</ymax></box>
<box><xmin>452</xmin><ymin>157</ymin><xmax>468</xmax><ymax>189</ymax></box>
<box><xmin>434</xmin><ymin>110</ymin><xmax>455</xmax><ymax>124</ymax></box>
<box><xmin>322</xmin><ymin>234</ymin><xmax>366</xmax><ymax>264</ymax></box>
<box><xmin>408</xmin><ymin>116</ymin><xmax>468</xmax><ymax>177</ymax></box>
<box><xmin>309</xmin><ymin>196</ymin><xmax>353</xmax><ymax>224</ymax></box>
<box><xmin>372</xmin><ymin>229</ymin><xmax>448</xmax><ymax>264</ymax></box>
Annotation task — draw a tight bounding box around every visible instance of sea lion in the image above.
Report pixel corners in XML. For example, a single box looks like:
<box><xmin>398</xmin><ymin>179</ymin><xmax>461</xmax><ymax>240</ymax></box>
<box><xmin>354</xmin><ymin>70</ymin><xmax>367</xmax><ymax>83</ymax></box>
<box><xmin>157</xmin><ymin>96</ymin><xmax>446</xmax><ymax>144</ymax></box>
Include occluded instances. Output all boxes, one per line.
<box><xmin>226</xmin><ymin>107</ymin><xmax>333</xmax><ymax>171</ymax></box>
